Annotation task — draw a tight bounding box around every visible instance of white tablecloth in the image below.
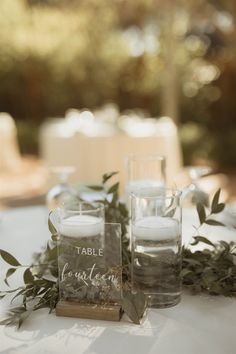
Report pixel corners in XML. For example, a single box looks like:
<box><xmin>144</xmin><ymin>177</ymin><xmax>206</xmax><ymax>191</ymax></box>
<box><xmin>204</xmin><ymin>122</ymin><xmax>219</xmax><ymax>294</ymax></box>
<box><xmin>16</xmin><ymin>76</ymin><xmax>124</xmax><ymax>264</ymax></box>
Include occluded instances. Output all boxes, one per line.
<box><xmin>0</xmin><ymin>206</ymin><xmax>236</xmax><ymax>354</ymax></box>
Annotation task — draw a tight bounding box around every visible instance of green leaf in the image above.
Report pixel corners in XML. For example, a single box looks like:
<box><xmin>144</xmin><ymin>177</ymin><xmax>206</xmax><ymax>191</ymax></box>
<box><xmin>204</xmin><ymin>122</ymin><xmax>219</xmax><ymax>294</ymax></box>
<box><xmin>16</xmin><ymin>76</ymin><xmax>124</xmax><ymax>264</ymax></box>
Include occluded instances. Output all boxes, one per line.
<box><xmin>47</xmin><ymin>246</ymin><xmax>57</xmax><ymax>261</ymax></box>
<box><xmin>211</xmin><ymin>189</ymin><xmax>221</xmax><ymax>213</ymax></box>
<box><xmin>1</xmin><ymin>287</ymin><xmax>23</xmax><ymax>295</ymax></box>
<box><xmin>211</xmin><ymin>203</ymin><xmax>225</xmax><ymax>214</ymax></box>
<box><xmin>181</xmin><ymin>269</ymin><xmax>194</xmax><ymax>278</ymax></box>
<box><xmin>118</xmin><ymin>202</ymin><xmax>128</xmax><ymax>217</ymax></box>
<box><xmin>183</xmin><ymin>257</ymin><xmax>202</xmax><ymax>266</ymax></box>
<box><xmin>51</xmin><ymin>234</ymin><xmax>59</xmax><ymax>242</ymax></box>
<box><xmin>18</xmin><ymin>309</ymin><xmax>33</xmax><ymax>329</ymax></box>
<box><xmin>48</xmin><ymin>212</ymin><xmax>57</xmax><ymax>235</ymax></box>
<box><xmin>10</xmin><ymin>306</ymin><xmax>26</xmax><ymax>314</ymax></box>
<box><xmin>122</xmin><ymin>291</ymin><xmax>147</xmax><ymax>324</ymax></box>
<box><xmin>4</xmin><ymin>268</ymin><xmax>17</xmax><ymax>287</ymax></box>
<box><xmin>11</xmin><ymin>288</ymin><xmax>27</xmax><ymax>304</ymax></box>
<box><xmin>0</xmin><ymin>249</ymin><xmax>21</xmax><ymax>267</ymax></box>
<box><xmin>107</xmin><ymin>182</ymin><xmax>119</xmax><ymax>194</ymax></box>
<box><xmin>23</xmin><ymin>268</ymin><xmax>34</xmax><ymax>284</ymax></box>
<box><xmin>87</xmin><ymin>185</ymin><xmax>104</xmax><ymax>191</ymax></box>
<box><xmin>196</xmin><ymin>203</ymin><xmax>206</xmax><ymax>224</ymax></box>
<box><xmin>0</xmin><ymin>318</ymin><xmax>12</xmax><ymax>326</ymax></box>
<box><xmin>0</xmin><ymin>306</ymin><xmax>30</xmax><ymax>328</ymax></box>
<box><xmin>219</xmin><ymin>240</ymin><xmax>230</xmax><ymax>250</ymax></box>
<box><xmin>165</xmin><ymin>208</ymin><xmax>176</xmax><ymax>218</ymax></box>
<box><xmin>191</xmin><ymin>236</ymin><xmax>215</xmax><ymax>247</ymax></box>
<box><xmin>205</xmin><ymin>219</ymin><xmax>225</xmax><ymax>226</ymax></box>
<box><xmin>102</xmin><ymin>171</ymin><xmax>118</xmax><ymax>184</ymax></box>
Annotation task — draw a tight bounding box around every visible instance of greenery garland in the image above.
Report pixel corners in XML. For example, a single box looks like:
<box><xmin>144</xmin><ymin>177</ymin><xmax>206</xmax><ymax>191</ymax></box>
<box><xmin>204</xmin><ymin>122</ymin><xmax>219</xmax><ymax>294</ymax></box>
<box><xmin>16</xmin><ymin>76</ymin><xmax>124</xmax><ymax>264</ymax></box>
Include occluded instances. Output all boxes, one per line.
<box><xmin>0</xmin><ymin>172</ymin><xmax>235</xmax><ymax>328</ymax></box>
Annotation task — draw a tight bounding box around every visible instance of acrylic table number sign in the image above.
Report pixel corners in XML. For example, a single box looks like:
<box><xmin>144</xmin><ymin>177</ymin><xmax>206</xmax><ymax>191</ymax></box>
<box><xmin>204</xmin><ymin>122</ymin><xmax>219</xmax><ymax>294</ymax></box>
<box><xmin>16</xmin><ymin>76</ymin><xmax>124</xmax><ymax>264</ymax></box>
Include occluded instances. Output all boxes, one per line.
<box><xmin>55</xmin><ymin>203</ymin><xmax>122</xmax><ymax>321</ymax></box>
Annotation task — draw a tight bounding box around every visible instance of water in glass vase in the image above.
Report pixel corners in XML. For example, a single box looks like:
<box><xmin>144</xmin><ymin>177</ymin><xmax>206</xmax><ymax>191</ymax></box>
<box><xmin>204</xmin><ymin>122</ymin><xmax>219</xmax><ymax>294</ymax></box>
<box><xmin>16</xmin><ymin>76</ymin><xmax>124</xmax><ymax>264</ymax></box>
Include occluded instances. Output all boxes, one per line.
<box><xmin>132</xmin><ymin>216</ymin><xmax>182</xmax><ymax>308</ymax></box>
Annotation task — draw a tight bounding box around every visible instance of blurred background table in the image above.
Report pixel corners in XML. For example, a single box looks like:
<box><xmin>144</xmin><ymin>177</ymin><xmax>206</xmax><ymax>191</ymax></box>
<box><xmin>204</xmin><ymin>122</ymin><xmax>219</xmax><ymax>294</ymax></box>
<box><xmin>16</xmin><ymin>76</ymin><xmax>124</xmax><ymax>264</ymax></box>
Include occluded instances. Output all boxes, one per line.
<box><xmin>39</xmin><ymin>117</ymin><xmax>183</xmax><ymax>192</ymax></box>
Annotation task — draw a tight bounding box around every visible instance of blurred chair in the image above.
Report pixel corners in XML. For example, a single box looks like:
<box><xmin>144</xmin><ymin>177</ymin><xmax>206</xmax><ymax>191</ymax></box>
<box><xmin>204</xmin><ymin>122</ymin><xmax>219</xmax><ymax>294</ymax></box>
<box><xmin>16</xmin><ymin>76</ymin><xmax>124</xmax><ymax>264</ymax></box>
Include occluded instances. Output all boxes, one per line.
<box><xmin>39</xmin><ymin>116</ymin><xmax>183</xmax><ymax>193</ymax></box>
<box><xmin>0</xmin><ymin>113</ymin><xmax>47</xmax><ymax>208</ymax></box>
<box><xmin>0</xmin><ymin>112</ymin><xmax>22</xmax><ymax>173</ymax></box>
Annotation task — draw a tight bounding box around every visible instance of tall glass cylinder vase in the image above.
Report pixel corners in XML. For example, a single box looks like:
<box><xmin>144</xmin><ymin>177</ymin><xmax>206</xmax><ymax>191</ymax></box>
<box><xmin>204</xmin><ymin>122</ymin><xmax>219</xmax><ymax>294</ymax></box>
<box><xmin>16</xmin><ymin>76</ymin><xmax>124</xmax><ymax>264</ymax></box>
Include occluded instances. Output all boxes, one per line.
<box><xmin>126</xmin><ymin>154</ymin><xmax>166</xmax><ymax>197</ymax></box>
<box><xmin>131</xmin><ymin>189</ymin><xmax>182</xmax><ymax>308</ymax></box>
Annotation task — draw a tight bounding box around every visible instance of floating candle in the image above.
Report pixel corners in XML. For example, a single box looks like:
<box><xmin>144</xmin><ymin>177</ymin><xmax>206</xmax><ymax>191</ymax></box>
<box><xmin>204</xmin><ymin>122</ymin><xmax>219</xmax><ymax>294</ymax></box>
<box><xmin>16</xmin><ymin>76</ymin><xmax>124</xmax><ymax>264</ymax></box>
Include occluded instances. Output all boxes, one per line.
<box><xmin>132</xmin><ymin>216</ymin><xmax>179</xmax><ymax>241</ymax></box>
<box><xmin>59</xmin><ymin>215</ymin><xmax>104</xmax><ymax>238</ymax></box>
<box><xmin>127</xmin><ymin>179</ymin><xmax>165</xmax><ymax>196</ymax></box>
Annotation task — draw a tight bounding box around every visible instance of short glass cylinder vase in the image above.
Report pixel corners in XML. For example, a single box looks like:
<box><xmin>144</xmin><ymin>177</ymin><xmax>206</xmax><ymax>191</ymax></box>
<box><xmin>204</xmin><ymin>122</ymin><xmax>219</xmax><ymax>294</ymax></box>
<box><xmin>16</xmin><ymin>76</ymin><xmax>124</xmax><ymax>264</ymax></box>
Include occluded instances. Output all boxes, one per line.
<box><xmin>131</xmin><ymin>189</ymin><xmax>182</xmax><ymax>308</ymax></box>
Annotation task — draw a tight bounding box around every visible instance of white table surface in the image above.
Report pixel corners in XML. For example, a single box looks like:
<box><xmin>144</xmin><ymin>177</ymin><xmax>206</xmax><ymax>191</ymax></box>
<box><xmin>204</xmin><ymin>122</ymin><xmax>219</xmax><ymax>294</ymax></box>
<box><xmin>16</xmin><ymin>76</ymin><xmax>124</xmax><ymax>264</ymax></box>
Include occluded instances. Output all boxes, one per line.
<box><xmin>0</xmin><ymin>206</ymin><xmax>236</xmax><ymax>354</ymax></box>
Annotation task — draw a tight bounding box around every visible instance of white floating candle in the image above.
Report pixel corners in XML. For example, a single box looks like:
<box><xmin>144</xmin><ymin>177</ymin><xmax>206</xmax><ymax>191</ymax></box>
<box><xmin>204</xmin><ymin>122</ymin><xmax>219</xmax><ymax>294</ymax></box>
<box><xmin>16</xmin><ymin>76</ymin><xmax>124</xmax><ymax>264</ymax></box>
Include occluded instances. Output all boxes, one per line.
<box><xmin>132</xmin><ymin>216</ymin><xmax>179</xmax><ymax>241</ymax></box>
<box><xmin>59</xmin><ymin>215</ymin><xmax>104</xmax><ymax>238</ymax></box>
<box><xmin>127</xmin><ymin>179</ymin><xmax>165</xmax><ymax>196</ymax></box>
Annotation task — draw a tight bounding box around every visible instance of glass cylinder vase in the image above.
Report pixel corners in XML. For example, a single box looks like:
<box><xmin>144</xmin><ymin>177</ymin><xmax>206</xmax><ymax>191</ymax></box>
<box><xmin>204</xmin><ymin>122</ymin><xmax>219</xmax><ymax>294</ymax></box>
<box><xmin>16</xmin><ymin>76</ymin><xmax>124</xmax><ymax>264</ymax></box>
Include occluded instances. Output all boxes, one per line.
<box><xmin>126</xmin><ymin>154</ymin><xmax>166</xmax><ymax>197</ymax></box>
<box><xmin>131</xmin><ymin>189</ymin><xmax>182</xmax><ymax>308</ymax></box>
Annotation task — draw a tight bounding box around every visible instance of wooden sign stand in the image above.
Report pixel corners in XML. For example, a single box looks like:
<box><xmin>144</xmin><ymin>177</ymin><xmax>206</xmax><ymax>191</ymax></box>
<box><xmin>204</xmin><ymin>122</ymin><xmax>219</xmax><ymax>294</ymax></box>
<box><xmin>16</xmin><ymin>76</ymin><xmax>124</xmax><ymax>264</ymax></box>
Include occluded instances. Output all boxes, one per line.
<box><xmin>56</xmin><ymin>300</ymin><xmax>122</xmax><ymax>322</ymax></box>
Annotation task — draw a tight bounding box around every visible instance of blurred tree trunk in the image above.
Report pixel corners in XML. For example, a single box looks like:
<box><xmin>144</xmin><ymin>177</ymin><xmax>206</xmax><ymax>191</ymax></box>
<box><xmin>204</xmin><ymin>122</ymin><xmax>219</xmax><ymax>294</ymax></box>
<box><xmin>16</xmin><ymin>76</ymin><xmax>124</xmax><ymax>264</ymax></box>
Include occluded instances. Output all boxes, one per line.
<box><xmin>160</xmin><ymin>0</ymin><xmax>179</xmax><ymax>125</ymax></box>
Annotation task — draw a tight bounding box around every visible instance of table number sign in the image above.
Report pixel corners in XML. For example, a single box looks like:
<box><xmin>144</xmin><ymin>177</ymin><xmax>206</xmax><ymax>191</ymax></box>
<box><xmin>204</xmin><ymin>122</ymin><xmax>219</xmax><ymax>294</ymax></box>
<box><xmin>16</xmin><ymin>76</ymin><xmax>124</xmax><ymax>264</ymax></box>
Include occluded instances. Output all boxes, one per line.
<box><xmin>56</xmin><ymin>214</ymin><xmax>122</xmax><ymax>321</ymax></box>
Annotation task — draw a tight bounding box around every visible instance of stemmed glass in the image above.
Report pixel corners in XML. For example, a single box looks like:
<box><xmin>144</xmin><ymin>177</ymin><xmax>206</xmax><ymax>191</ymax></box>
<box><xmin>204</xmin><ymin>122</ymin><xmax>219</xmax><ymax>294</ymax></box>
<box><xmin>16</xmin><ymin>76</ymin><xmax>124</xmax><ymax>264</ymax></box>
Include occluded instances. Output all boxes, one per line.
<box><xmin>46</xmin><ymin>166</ymin><xmax>78</xmax><ymax>210</ymax></box>
<box><xmin>181</xmin><ymin>165</ymin><xmax>212</xmax><ymax>206</ymax></box>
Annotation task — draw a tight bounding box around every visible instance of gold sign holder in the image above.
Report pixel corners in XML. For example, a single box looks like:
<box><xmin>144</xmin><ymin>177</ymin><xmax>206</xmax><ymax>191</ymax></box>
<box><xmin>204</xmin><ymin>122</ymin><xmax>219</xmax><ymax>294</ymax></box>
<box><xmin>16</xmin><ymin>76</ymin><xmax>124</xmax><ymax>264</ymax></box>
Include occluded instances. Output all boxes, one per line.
<box><xmin>56</xmin><ymin>300</ymin><xmax>122</xmax><ymax>321</ymax></box>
